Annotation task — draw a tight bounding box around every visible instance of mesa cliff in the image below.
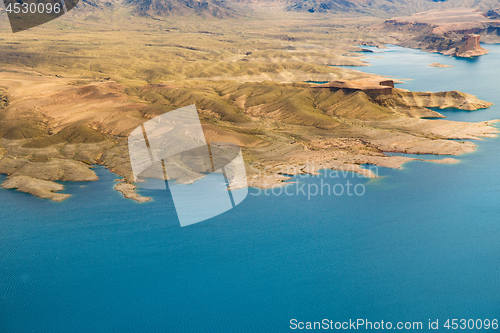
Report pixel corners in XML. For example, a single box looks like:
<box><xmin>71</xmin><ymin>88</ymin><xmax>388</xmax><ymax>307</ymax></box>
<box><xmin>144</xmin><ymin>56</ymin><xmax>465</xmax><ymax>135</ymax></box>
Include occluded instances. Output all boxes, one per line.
<box><xmin>381</xmin><ymin>9</ymin><xmax>499</xmax><ymax>57</ymax></box>
<box><xmin>450</xmin><ymin>34</ymin><xmax>487</xmax><ymax>57</ymax></box>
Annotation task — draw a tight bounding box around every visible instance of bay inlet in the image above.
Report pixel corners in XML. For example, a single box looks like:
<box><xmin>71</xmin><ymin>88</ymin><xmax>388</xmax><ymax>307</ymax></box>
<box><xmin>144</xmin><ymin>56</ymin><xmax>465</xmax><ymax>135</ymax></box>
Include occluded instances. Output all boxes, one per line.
<box><xmin>1</xmin><ymin>46</ymin><xmax>499</xmax><ymax>332</ymax></box>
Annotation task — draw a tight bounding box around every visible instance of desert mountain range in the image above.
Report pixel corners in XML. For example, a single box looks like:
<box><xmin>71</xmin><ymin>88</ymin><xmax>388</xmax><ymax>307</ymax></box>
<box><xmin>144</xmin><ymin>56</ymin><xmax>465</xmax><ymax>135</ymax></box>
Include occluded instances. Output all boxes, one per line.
<box><xmin>71</xmin><ymin>0</ymin><xmax>500</xmax><ymax>17</ymax></box>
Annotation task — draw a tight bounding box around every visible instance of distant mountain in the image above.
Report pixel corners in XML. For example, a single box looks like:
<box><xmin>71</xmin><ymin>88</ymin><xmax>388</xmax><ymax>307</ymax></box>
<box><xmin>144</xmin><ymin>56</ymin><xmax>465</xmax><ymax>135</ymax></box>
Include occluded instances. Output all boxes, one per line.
<box><xmin>125</xmin><ymin>0</ymin><xmax>370</xmax><ymax>17</ymax></box>
<box><xmin>126</xmin><ymin>0</ymin><xmax>239</xmax><ymax>18</ymax></box>
<box><xmin>79</xmin><ymin>0</ymin><xmax>120</xmax><ymax>9</ymax></box>
<box><xmin>95</xmin><ymin>0</ymin><xmax>500</xmax><ymax>19</ymax></box>
<box><xmin>286</xmin><ymin>0</ymin><xmax>365</xmax><ymax>13</ymax></box>
<box><xmin>285</xmin><ymin>0</ymin><xmax>500</xmax><ymax>16</ymax></box>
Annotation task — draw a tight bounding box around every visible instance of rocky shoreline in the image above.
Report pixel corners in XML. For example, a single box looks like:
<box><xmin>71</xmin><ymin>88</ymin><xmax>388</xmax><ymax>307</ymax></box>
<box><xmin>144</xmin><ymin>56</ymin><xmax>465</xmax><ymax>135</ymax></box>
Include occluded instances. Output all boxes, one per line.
<box><xmin>380</xmin><ymin>9</ymin><xmax>499</xmax><ymax>58</ymax></box>
<box><xmin>2</xmin><ymin>176</ymin><xmax>71</xmax><ymax>202</ymax></box>
<box><xmin>0</xmin><ymin>69</ymin><xmax>497</xmax><ymax>202</ymax></box>
<box><xmin>115</xmin><ymin>182</ymin><xmax>151</xmax><ymax>203</ymax></box>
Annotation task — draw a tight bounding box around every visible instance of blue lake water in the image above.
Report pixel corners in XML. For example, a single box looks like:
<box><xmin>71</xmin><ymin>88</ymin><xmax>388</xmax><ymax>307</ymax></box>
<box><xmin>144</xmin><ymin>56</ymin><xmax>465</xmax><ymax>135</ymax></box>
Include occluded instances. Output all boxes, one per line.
<box><xmin>1</xmin><ymin>46</ymin><xmax>500</xmax><ymax>332</ymax></box>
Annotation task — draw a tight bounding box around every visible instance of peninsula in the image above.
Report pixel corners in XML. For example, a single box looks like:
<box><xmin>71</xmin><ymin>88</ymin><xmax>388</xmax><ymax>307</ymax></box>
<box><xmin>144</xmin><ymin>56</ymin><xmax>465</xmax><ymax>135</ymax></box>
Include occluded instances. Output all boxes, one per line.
<box><xmin>0</xmin><ymin>71</ymin><xmax>495</xmax><ymax>201</ymax></box>
<box><xmin>381</xmin><ymin>8</ymin><xmax>500</xmax><ymax>57</ymax></box>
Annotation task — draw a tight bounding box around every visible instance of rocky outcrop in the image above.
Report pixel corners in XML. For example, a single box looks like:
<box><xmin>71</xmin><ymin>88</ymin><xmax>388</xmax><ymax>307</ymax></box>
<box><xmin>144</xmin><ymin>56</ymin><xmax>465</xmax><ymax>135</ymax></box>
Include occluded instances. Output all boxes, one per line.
<box><xmin>2</xmin><ymin>176</ymin><xmax>71</xmax><ymax>202</ymax></box>
<box><xmin>115</xmin><ymin>182</ymin><xmax>151</xmax><ymax>203</ymax></box>
<box><xmin>390</xmin><ymin>90</ymin><xmax>494</xmax><ymax>111</ymax></box>
<box><xmin>315</xmin><ymin>78</ymin><xmax>492</xmax><ymax>111</ymax></box>
<box><xmin>450</xmin><ymin>35</ymin><xmax>488</xmax><ymax>57</ymax></box>
<box><xmin>317</xmin><ymin>78</ymin><xmax>395</xmax><ymax>100</ymax></box>
<box><xmin>0</xmin><ymin>158</ymin><xmax>99</xmax><ymax>182</ymax></box>
<box><xmin>382</xmin><ymin>9</ymin><xmax>498</xmax><ymax>58</ymax></box>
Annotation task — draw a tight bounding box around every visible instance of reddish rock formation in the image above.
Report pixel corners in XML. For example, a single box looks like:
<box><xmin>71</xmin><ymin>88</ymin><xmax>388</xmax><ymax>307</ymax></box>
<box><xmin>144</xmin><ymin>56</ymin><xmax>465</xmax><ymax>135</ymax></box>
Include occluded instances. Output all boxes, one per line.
<box><xmin>316</xmin><ymin>78</ymin><xmax>394</xmax><ymax>100</ymax></box>
<box><xmin>452</xmin><ymin>34</ymin><xmax>488</xmax><ymax>57</ymax></box>
<box><xmin>382</xmin><ymin>9</ymin><xmax>496</xmax><ymax>58</ymax></box>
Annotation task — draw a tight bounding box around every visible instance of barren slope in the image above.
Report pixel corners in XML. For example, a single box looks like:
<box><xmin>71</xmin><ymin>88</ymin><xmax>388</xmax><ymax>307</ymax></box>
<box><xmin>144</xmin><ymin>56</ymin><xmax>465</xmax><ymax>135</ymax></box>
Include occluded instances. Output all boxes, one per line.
<box><xmin>0</xmin><ymin>70</ymin><xmax>496</xmax><ymax>201</ymax></box>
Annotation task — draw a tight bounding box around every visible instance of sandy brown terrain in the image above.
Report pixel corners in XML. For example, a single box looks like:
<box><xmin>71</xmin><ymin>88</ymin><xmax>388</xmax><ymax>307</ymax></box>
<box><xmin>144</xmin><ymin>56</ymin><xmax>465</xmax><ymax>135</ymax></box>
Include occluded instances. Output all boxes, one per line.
<box><xmin>0</xmin><ymin>10</ymin><xmax>497</xmax><ymax>201</ymax></box>
<box><xmin>429</xmin><ymin>62</ymin><xmax>453</xmax><ymax>68</ymax></box>
<box><xmin>0</xmin><ymin>68</ymin><xmax>496</xmax><ymax>201</ymax></box>
<box><xmin>381</xmin><ymin>8</ymin><xmax>500</xmax><ymax>57</ymax></box>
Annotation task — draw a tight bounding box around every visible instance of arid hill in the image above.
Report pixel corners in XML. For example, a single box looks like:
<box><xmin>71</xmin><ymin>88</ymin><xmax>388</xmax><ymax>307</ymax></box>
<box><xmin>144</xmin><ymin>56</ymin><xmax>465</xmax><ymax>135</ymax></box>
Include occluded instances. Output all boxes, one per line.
<box><xmin>125</xmin><ymin>0</ymin><xmax>239</xmax><ymax>18</ymax></box>
<box><xmin>0</xmin><ymin>71</ymin><xmax>496</xmax><ymax>201</ymax></box>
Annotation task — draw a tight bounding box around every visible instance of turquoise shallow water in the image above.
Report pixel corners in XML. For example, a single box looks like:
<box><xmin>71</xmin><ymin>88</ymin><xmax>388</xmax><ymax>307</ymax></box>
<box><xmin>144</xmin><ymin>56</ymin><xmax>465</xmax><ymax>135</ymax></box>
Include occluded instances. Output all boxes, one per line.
<box><xmin>1</xmin><ymin>46</ymin><xmax>500</xmax><ymax>332</ymax></box>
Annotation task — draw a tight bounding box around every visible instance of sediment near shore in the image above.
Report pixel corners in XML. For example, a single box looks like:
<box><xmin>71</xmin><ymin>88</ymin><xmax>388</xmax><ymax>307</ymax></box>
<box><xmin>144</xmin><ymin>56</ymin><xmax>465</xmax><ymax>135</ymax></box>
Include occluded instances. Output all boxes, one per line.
<box><xmin>429</xmin><ymin>63</ymin><xmax>453</xmax><ymax>68</ymax></box>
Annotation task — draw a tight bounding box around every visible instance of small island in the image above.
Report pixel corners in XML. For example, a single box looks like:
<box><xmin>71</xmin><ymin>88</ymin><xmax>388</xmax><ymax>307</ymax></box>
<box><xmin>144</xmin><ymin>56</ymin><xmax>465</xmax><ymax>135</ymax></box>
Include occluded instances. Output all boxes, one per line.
<box><xmin>429</xmin><ymin>63</ymin><xmax>453</xmax><ymax>68</ymax></box>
